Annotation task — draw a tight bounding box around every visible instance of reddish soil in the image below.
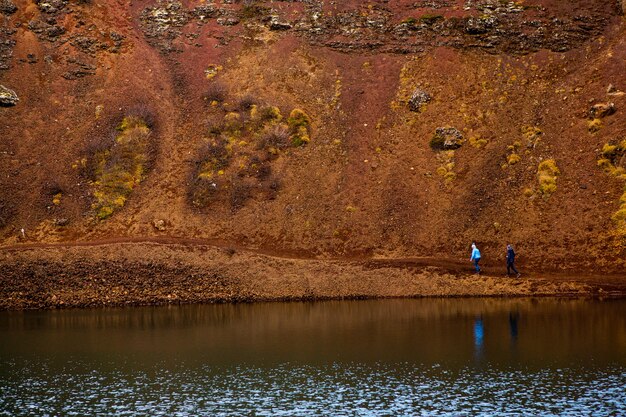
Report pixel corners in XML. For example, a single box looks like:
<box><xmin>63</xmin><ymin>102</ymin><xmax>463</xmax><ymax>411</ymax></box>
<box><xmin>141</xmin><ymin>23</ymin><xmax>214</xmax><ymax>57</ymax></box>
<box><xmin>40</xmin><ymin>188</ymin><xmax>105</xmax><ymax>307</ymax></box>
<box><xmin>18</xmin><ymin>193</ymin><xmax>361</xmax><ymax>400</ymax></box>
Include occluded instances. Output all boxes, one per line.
<box><xmin>0</xmin><ymin>0</ymin><xmax>625</xmax><ymax>309</ymax></box>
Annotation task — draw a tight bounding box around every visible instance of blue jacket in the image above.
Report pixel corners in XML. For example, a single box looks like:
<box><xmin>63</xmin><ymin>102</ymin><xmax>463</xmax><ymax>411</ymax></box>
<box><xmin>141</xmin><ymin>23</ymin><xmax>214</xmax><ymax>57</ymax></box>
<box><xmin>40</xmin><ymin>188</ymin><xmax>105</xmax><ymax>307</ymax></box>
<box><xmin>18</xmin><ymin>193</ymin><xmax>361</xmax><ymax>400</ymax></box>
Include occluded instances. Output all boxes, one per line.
<box><xmin>471</xmin><ymin>248</ymin><xmax>481</xmax><ymax>260</ymax></box>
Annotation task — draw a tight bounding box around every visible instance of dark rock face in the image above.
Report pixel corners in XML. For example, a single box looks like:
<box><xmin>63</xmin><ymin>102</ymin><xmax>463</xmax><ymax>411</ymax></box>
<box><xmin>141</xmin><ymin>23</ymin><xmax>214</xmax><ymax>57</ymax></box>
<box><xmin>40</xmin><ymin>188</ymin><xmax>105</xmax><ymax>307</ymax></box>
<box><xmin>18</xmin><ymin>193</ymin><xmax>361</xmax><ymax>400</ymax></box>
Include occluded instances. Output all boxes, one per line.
<box><xmin>134</xmin><ymin>0</ymin><xmax>612</xmax><ymax>56</ymax></box>
<box><xmin>0</xmin><ymin>84</ymin><xmax>18</xmax><ymax>106</ymax></box>
<box><xmin>408</xmin><ymin>88</ymin><xmax>432</xmax><ymax>112</ymax></box>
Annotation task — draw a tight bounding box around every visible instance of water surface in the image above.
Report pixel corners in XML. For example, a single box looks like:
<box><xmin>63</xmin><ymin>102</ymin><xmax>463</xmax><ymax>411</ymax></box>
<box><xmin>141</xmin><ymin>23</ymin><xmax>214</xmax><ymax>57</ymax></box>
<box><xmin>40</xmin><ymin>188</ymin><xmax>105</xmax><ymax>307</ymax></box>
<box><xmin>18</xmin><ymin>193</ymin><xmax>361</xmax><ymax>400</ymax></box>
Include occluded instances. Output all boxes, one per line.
<box><xmin>1</xmin><ymin>298</ymin><xmax>625</xmax><ymax>416</ymax></box>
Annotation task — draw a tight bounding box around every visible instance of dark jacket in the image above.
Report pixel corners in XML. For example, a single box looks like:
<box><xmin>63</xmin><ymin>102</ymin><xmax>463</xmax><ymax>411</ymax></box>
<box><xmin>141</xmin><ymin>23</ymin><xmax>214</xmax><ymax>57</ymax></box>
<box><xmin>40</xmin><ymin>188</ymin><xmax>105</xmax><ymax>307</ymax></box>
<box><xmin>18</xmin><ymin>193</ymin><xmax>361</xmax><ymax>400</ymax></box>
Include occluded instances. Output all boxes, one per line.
<box><xmin>506</xmin><ymin>248</ymin><xmax>516</xmax><ymax>263</ymax></box>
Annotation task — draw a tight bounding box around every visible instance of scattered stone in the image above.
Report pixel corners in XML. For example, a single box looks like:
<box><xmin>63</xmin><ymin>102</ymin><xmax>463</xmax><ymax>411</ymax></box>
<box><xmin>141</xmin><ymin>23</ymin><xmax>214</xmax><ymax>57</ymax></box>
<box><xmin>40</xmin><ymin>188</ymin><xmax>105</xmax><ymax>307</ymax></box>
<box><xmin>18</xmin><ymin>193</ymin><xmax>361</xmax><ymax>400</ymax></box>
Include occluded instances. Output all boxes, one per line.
<box><xmin>408</xmin><ymin>88</ymin><xmax>432</xmax><ymax>112</ymax></box>
<box><xmin>62</xmin><ymin>57</ymin><xmax>96</xmax><ymax>79</ymax></box>
<box><xmin>431</xmin><ymin>127</ymin><xmax>463</xmax><ymax>150</ymax></box>
<box><xmin>607</xmin><ymin>84</ymin><xmax>625</xmax><ymax>97</ymax></box>
<box><xmin>465</xmin><ymin>16</ymin><xmax>498</xmax><ymax>34</ymax></box>
<box><xmin>0</xmin><ymin>0</ymin><xmax>17</xmax><ymax>15</ymax></box>
<box><xmin>589</xmin><ymin>102</ymin><xmax>616</xmax><ymax>119</ymax></box>
<box><xmin>217</xmin><ymin>17</ymin><xmax>240</xmax><ymax>26</ymax></box>
<box><xmin>36</xmin><ymin>0</ymin><xmax>68</xmax><ymax>14</ymax></box>
<box><xmin>70</xmin><ymin>36</ymin><xmax>101</xmax><ymax>55</ymax></box>
<box><xmin>268</xmin><ymin>16</ymin><xmax>292</xmax><ymax>31</ymax></box>
<box><xmin>153</xmin><ymin>219</ymin><xmax>167</xmax><ymax>231</ymax></box>
<box><xmin>53</xmin><ymin>218</ymin><xmax>69</xmax><ymax>227</ymax></box>
<box><xmin>0</xmin><ymin>84</ymin><xmax>18</xmax><ymax>106</ymax></box>
<box><xmin>28</xmin><ymin>19</ymin><xmax>66</xmax><ymax>42</ymax></box>
<box><xmin>192</xmin><ymin>5</ymin><xmax>218</xmax><ymax>21</ymax></box>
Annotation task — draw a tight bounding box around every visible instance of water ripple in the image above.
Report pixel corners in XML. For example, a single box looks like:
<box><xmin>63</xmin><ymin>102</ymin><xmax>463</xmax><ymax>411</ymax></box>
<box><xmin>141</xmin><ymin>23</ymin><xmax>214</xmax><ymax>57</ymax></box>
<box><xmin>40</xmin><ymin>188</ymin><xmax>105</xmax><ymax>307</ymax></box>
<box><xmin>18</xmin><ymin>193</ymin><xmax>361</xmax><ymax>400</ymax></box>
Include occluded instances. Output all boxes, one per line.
<box><xmin>1</xmin><ymin>361</ymin><xmax>624</xmax><ymax>416</ymax></box>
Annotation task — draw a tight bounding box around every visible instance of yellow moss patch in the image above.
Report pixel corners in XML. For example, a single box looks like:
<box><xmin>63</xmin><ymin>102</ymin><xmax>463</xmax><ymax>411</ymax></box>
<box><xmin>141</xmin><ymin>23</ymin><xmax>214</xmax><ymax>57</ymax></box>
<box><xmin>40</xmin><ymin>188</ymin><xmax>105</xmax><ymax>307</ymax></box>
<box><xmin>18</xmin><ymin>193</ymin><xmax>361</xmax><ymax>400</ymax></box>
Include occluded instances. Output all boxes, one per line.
<box><xmin>537</xmin><ymin>159</ymin><xmax>560</xmax><ymax>198</ymax></box>
<box><xmin>288</xmin><ymin>109</ymin><xmax>312</xmax><ymax>147</ymax></box>
<box><xmin>205</xmin><ymin>64</ymin><xmax>223</xmax><ymax>80</ymax></box>
<box><xmin>91</xmin><ymin>117</ymin><xmax>151</xmax><ymax>219</ymax></box>
<box><xmin>522</xmin><ymin>125</ymin><xmax>542</xmax><ymax>148</ymax></box>
<box><xmin>508</xmin><ymin>153</ymin><xmax>521</xmax><ymax>165</ymax></box>
<box><xmin>597</xmin><ymin>139</ymin><xmax>626</xmax><ymax>234</ymax></box>
<box><xmin>435</xmin><ymin>150</ymin><xmax>456</xmax><ymax>186</ymax></box>
<box><xmin>588</xmin><ymin>118</ymin><xmax>603</xmax><ymax>133</ymax></box>
<box><xmin>469</xmin><ymin>135</ymin><xmax>488</xmax><ymax>149</ymax></box>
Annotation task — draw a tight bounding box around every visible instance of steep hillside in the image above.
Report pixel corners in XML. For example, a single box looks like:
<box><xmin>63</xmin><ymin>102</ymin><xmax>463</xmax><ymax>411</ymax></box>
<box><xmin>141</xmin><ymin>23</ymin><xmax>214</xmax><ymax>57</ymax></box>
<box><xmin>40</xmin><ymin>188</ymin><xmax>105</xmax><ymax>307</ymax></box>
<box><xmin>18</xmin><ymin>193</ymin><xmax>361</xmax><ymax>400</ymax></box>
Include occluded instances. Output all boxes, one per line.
<box><xmin>1</xmin><ymin>0</ymin><xmax>625</xmax><ymax>278</ymax></box>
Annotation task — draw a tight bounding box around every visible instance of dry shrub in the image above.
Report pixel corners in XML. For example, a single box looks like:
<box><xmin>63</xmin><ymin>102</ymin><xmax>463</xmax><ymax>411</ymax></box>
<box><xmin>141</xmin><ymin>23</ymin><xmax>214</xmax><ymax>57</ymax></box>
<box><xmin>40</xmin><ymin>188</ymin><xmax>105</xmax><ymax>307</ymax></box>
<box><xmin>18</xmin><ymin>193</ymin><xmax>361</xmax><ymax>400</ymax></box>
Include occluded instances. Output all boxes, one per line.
<box><xmin>197</xmin><ymin>140</ymin><xmax>231</xmax><ymax>177</ymax></box>
<box><xmin>204</xmin><ymin>83</ymin><xmax>227</xmax><ymax>104</ymax></box>
<box><xmin>256</xmin><ymin>162</ymin><xmax>272</xmax><ymax>180</ymax></box>
<box><xmin>257</xmin><ymin>124</ymin><xmax>290</xmax><ymax>152</ymax></box>
<box><xmin>266</xmin><ymin>177</ymin><xmax>280</xmax><ymax>200</ymax></box>
<box><xmin>230</xmin><ymin>178</ymin><xmax>251</xmax><ymax>212</ymax></box>
<box><xmin>127</xmin><ymin>103</ymin><xmax>156</xmax><ymax>129</ymax></box>
<box><xmin>189</xmin><ymin>176</ymin><xmax>222</xmax><ymax>208</ymax></box>
<box><xmin>238</xmin><ymin>95</ymin><xmax>256</xmax><ymax>111</ymax></box>
<box><xmin>255</xmin><ymin>105</ymin><xmax>282</xmax><ymax>123</ymax></box>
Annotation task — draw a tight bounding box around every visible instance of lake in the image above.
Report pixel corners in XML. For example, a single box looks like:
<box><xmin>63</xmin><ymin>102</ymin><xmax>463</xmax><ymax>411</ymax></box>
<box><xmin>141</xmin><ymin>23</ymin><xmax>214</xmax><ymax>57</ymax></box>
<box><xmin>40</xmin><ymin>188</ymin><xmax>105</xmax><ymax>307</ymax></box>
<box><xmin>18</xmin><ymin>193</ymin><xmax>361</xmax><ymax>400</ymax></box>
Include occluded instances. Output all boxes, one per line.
<box><xmin>1</xmin><ymin>298</ymin><xmax>625</xmax><ymax>416</ymax></box>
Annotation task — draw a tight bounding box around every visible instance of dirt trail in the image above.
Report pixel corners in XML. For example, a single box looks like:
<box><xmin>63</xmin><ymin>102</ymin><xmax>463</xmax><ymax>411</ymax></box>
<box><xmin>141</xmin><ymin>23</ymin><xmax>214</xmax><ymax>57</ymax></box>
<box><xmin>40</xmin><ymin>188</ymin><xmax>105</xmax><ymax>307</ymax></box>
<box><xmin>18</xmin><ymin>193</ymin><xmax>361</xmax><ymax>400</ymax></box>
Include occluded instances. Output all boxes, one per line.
<box><xmin>2</xmin><ymin>237</ymin><xmax>623</xmax><ymax>281</ymax></box>
<box><xmin>1</xmin><ymin>238</ymin><xmax>625</xmax><ymax>311</ymax></box>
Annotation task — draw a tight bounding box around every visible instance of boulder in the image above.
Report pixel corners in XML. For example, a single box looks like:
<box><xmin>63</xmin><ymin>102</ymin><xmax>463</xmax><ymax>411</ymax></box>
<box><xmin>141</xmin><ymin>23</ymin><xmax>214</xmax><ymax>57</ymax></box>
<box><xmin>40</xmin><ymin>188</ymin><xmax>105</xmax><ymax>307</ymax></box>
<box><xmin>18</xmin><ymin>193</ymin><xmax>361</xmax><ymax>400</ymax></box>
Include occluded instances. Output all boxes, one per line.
<box><xmin>589</xmin><ymin>102</ymin><xmax>615</xmax><ymax>119</ymax></box>
<box><xmin>431</xmin><ymin>127</ymin><xmax>463</xmax><ymax>150</ymax></box>
<box><xmin>408</xmin><ymin>88</ymin><xmax>431</xmax><ymax>112</ymax></box>
<box><xmin>0</xmin><ymin>85</ymin><xmax>18</xmax><ymax>106</ymax></box>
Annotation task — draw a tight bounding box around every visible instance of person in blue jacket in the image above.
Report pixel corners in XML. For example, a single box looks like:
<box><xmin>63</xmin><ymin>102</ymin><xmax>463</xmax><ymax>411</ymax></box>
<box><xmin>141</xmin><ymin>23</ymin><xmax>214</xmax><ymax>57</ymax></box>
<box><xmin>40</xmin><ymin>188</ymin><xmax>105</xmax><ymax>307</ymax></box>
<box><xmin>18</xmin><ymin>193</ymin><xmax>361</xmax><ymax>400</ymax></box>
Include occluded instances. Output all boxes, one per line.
<box><xmin>506</xmin><ymin>244</ymin><xmax>521</xmax><ymax>278</ymax></box>
<box><xmin>470</xmin><ymin>243</ymin><xmax>481</xmax><ymax>274</ymax></box>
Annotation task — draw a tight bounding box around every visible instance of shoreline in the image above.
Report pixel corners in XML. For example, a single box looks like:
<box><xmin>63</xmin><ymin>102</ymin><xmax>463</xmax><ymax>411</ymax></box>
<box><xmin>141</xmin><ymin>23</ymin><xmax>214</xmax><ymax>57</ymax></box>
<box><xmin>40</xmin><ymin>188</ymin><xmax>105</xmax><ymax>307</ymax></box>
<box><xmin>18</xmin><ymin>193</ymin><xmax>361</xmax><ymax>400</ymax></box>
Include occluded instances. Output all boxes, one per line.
<box><xmin>1</xmin><ymin>241</ymin><xmax>625</xmax><ymax>311</ymax></box>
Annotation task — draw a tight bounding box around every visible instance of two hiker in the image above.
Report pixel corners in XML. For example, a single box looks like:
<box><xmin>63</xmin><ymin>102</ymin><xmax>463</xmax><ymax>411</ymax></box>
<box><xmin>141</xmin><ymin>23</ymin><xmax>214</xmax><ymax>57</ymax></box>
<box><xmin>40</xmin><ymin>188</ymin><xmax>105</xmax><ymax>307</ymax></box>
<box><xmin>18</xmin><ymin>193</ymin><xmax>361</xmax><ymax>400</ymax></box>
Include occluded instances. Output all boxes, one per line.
<box><xmin>469</xmin><ymin>243</ymin><xmax>521</xmax><ymax>277</ymax></box>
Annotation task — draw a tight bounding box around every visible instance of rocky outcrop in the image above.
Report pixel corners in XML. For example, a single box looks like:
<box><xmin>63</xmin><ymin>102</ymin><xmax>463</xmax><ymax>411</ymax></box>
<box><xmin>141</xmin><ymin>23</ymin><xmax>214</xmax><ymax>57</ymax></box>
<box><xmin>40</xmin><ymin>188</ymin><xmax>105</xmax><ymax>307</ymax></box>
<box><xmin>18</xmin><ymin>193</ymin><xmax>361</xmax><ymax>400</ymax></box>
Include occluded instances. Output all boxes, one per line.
<box><xmin>0</xmin><ymin>85</ymin><xmax>18</xmax><ymax>106</ymax></box>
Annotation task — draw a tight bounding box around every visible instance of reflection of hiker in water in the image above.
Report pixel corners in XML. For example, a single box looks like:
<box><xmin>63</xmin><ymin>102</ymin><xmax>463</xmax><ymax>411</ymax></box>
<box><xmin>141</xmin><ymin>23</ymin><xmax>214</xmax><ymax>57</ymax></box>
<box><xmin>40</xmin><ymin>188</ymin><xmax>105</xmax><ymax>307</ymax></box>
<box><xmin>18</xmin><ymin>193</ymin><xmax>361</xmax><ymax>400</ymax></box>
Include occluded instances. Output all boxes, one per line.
<box><xmin>470</xmin><ymin>243</ymin><xmax>481</xmax><ymax>275</ymax></box>
<box><xmin>509</xmin><ymin>312</ymin><xmax>519</xmax><ymax>342</ymax></box>
<box><xmin>474</xmin><ymin>317</ymin><xmax>484</xmax><ymax>347</ymax></box>
<box><xmin>506</xmin><ymin>244</ymin><xmax>521</xmax><ymax>278</ymax></box>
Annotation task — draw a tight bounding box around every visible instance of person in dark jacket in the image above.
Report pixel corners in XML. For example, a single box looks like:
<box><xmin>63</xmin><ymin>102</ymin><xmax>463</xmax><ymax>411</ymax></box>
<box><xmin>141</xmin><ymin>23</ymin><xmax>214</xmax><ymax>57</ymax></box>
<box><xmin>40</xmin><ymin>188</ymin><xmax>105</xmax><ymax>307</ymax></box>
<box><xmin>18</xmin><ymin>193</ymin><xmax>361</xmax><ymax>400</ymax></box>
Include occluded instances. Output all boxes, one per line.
<box><xmin>506</xmin><ymin>244</ymin><xmax>521</xmax><ymax>278</ymax></box>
